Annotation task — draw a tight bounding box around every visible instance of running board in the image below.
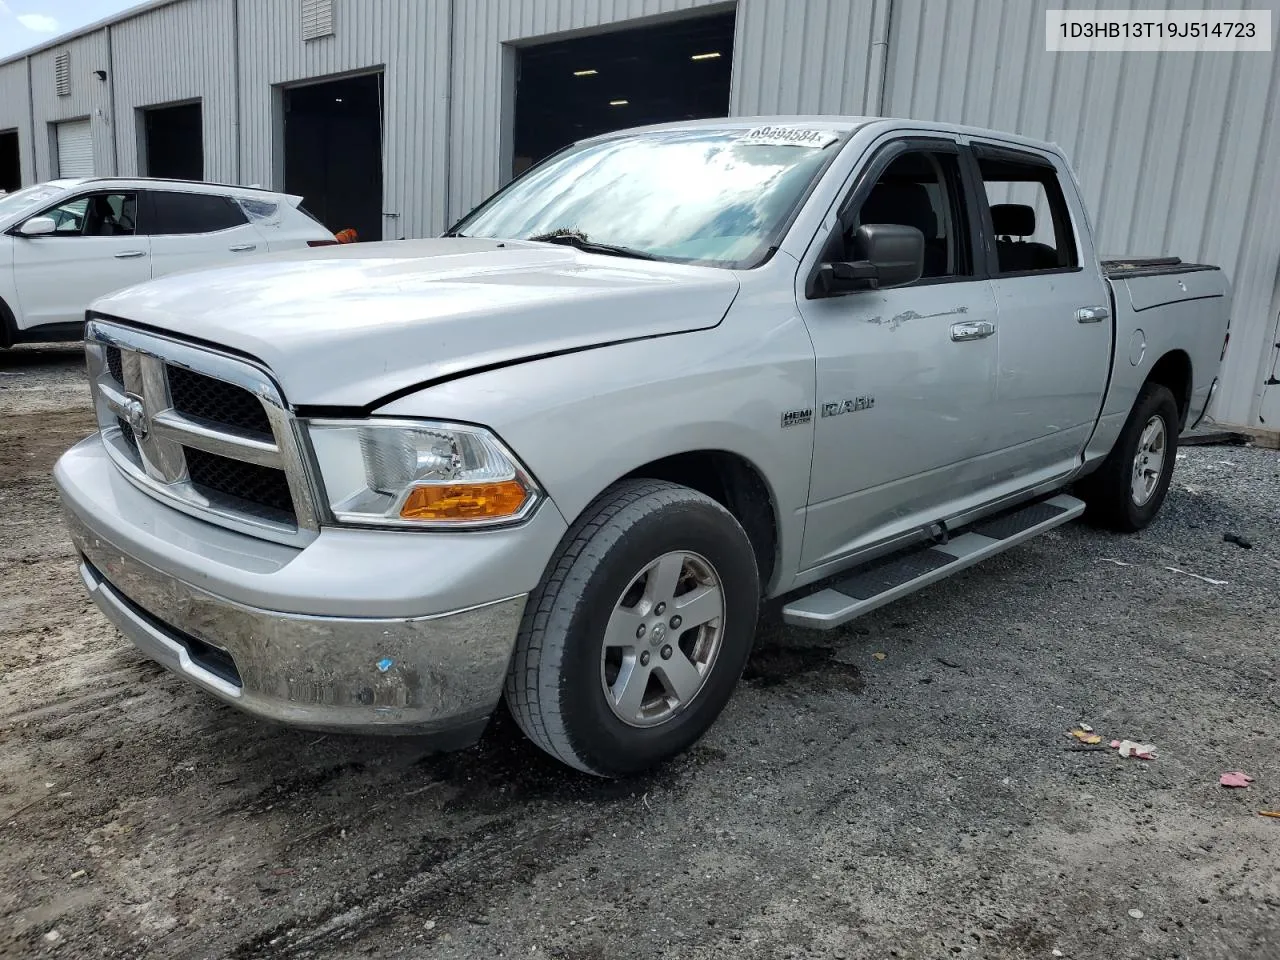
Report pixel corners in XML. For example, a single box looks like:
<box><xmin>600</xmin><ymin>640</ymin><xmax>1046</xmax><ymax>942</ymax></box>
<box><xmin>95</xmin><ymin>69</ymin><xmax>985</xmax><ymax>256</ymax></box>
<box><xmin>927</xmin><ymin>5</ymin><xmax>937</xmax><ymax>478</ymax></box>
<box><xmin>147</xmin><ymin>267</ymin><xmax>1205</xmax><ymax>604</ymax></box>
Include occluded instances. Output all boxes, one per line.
<box><xmin>782</xmin><ymin>494</ymin><xmax>1085</xmax><ymax>630</ymax></box>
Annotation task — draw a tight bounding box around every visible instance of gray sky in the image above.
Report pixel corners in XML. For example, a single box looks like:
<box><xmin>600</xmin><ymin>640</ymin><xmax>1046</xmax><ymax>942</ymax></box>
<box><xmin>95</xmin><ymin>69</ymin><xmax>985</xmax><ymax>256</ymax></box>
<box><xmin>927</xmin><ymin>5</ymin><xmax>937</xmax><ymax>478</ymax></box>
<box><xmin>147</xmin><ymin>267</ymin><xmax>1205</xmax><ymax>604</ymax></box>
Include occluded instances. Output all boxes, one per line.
<box><xmin>0</xmin><ymin>0</ymin><xmax>142</xmax><ymax>59</ymax></box>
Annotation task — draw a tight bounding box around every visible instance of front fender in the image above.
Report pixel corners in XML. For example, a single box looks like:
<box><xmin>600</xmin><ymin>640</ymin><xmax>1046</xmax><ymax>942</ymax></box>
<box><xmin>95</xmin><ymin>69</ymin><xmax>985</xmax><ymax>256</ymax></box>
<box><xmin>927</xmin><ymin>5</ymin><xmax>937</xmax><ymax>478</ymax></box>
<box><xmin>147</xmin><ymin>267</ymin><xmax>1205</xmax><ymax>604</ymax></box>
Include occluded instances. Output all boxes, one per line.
<box><xmin>376</xmin><ymin>309</ymin><xmax>817</xmax><ymax>592</ymax></box>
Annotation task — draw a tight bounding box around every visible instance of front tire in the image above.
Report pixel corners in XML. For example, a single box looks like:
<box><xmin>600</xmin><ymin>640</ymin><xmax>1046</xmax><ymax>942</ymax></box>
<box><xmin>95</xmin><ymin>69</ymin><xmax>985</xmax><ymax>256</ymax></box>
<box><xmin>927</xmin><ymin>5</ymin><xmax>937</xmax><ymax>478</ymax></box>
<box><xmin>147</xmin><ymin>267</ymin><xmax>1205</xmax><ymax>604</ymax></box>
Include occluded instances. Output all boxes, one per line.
<box><xmin>1079</xmin><ymin>381</ymin><xmax>1179</xmax><ymax>532</ymax></box>
<box><xmin>504</xmin><ymin>479</ymin><xmax>760</xmax><ymax>777</ymax></box>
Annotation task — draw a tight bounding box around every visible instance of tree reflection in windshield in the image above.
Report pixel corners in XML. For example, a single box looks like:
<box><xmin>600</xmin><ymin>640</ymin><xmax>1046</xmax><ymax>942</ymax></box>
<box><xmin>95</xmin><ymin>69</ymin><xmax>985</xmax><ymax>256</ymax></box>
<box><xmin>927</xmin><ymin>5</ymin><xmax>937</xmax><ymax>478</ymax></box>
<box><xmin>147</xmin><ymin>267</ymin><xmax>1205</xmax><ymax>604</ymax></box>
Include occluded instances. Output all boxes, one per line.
<box><xmin>453</xmin><ymin>129</ymin><xmax>841</xmax><ymax>269</ymax></box>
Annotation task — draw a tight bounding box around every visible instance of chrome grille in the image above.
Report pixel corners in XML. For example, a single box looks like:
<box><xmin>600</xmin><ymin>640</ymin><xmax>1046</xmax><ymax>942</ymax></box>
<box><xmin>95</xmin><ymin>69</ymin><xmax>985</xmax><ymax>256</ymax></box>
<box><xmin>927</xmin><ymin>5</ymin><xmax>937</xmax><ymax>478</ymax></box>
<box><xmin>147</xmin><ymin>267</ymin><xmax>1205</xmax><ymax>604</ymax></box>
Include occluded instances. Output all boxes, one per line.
<box><xmin>168</xmin><ymin>365</ymin><xmax>274</xmax><ymax>438</ymax></box>
<box><xmin>115</xmin><ymin>416</ymin><xmax>139</xmax><ymax>457</ymax></box>
<box><xmin>85</xmin><ymin>319</ymin><xmax>319</xmax><ymax>546</ymax></box>
<box><xmin>105</xmin><ymin>346</ymin><xmax>124</xmax><ymax>385</ymax></box>
<box><xmin>185</xmin><ymin>447</ymin><xmax>295</xmax><ymax>519</ymax></box>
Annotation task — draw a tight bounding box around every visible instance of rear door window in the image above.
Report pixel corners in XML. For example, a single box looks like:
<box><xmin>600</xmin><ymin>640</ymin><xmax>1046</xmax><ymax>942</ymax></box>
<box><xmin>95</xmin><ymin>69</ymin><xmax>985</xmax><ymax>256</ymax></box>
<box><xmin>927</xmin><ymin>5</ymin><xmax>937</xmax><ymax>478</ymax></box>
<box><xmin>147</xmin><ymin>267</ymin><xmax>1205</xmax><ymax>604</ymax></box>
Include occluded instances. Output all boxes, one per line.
<box><xmin>144</xmin><ymin>191</ymin><xmax>249</xmax><ymax>235</ymax></box>
<box><xmin>973</xmin><ymin>150</ymin><xmax>1079</xmax><ymax>274</ymax></box>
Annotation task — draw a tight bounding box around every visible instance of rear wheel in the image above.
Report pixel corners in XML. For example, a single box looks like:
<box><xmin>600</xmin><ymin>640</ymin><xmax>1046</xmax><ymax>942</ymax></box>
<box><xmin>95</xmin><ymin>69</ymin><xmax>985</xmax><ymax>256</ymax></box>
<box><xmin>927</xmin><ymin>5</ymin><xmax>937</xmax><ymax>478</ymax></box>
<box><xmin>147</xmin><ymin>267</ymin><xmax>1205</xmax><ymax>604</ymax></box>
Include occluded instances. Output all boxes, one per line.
<box><xmin>504</xmin><ymin>479</ymin><xmax>760</xmax><ymax>777</ymax></box>
<box><xmin>1078</xmin><ymin>382</ymin><xmax>1179</xmax><ymax>531</ymax></box>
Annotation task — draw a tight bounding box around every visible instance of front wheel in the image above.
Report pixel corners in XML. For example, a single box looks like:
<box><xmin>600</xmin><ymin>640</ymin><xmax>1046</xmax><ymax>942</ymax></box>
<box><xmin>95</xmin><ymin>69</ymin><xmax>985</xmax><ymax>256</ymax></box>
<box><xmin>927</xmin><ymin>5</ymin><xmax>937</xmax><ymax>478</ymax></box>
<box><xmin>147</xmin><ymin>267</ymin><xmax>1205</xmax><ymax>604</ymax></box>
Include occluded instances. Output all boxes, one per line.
<box><xmin>504</xmin><ymin>479</ymin><xmax>760</xmax><ymax>777</ymax></box>
<box><xmin>1078</xmin><ymin>381</ymin><xmax>1179</xmax><ymax>532</ymax></box>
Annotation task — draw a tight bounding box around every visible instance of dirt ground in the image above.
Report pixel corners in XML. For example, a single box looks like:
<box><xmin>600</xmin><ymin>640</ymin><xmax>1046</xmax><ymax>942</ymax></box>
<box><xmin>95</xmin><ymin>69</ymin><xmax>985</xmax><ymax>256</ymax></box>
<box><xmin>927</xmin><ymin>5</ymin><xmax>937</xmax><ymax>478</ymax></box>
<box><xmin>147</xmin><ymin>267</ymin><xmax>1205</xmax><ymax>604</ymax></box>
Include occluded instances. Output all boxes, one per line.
<box><xmin>2</xmin><ymin>345</ymin><xmax>1279</xmax><ymax>960</ymax></box>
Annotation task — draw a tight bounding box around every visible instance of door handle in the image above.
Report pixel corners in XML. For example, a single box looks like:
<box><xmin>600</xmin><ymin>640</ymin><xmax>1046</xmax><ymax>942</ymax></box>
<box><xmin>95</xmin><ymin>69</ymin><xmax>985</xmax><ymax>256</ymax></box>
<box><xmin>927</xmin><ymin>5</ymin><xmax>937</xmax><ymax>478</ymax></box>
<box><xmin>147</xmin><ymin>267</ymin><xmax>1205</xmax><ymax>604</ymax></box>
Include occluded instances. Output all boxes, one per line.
<box><xmin>113</xmin><ymin>250</ymin><xmax>145</xmax><ymax>259</ymax></box>
<box><xmin>1076</xmin><ymin>305</ymin><xmax>1110</xmax><ymax>323</ymax></box>
<box><xmin>950</xmin><ymin>320</ymin><xmax>996</xmax><ymax>342</ymax></box>
<box><xmin>229</xmin><ymin>243</ymin><xmax>257</xmax><ymax>252</ymax></box>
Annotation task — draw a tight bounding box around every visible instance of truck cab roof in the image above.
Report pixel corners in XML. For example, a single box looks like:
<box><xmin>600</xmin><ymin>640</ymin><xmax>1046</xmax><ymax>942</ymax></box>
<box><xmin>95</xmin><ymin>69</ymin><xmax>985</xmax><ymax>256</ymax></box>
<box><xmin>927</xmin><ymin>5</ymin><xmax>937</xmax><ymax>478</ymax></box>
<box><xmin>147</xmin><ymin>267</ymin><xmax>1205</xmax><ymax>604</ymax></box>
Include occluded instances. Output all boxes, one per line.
<box><xmin>581</xmin><ymin>115</ymin><xmax>1064</xmax><ymax>159</ymax></box>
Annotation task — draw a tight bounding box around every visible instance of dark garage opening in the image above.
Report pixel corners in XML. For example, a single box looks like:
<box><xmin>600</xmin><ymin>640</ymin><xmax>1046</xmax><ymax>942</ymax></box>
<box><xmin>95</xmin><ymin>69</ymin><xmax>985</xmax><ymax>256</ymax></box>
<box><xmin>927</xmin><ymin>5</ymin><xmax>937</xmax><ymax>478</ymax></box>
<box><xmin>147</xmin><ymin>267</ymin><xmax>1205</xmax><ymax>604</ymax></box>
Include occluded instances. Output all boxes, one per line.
<box><xmin>143</xmin><ymin>101</ymin><xmax>204</xmax><ymax>181</ymax></box>
<box><xmin>284</xmin><ymin>73</ymin><xmax>384</xmax><ymax>242</ymax></box>
<box><xmin>0</xmin><ymin>129</ymin><xmax>19</xmax><ymax>193</ymax></box>
<box><xmin>513</xmin><ymin>11</ymin><xmax>735</xmax><ymax>174</ymax></box>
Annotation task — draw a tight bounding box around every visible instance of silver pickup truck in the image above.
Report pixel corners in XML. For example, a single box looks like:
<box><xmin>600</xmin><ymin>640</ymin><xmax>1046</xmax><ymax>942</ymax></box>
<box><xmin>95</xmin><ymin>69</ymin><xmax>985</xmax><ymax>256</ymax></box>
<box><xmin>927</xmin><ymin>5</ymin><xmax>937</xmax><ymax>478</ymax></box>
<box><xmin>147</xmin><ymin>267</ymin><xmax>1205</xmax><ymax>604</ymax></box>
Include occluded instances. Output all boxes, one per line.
<box><xmin>55</xmin><ymin>117</ymin><xmax>1231</xmax><ymax>777</ymax></box>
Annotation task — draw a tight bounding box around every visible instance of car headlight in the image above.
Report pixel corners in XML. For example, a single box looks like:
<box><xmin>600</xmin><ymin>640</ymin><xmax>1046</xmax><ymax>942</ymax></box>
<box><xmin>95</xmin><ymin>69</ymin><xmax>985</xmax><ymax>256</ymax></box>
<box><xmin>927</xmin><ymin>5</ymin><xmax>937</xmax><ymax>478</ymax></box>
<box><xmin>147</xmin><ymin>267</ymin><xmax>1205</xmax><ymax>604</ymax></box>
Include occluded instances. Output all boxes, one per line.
<box><xmin>305</xmin><ymin>419</ymin><xmax>539</xmax><ymax>528</ymax></box>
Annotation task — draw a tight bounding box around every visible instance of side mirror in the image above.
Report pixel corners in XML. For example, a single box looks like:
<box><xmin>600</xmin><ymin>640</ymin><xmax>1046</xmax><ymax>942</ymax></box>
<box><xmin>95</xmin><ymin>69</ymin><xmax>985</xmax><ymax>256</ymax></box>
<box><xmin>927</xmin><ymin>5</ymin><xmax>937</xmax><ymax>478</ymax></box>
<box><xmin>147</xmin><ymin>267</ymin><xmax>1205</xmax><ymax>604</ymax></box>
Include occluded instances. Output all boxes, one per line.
<box><xmin>18</xmin><ymin>216</ymin><xmax>56</xmax><ymax>237</ymax></box>
<box><xmin>816</xmin><ymin>223</ymin><xmax>925</xmax><ymax>295</ymax></box>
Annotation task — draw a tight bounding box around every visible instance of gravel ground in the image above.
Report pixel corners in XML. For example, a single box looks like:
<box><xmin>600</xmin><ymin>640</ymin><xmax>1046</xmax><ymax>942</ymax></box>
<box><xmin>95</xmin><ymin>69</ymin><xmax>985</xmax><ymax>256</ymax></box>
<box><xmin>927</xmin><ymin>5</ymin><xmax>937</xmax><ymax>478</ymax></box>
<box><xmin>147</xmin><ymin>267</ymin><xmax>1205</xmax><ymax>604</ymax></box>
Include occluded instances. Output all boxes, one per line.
<box><xmin>2</xmin><ymin>347</ymin><xmax>1278</xmax><ymax>960</ymax></box>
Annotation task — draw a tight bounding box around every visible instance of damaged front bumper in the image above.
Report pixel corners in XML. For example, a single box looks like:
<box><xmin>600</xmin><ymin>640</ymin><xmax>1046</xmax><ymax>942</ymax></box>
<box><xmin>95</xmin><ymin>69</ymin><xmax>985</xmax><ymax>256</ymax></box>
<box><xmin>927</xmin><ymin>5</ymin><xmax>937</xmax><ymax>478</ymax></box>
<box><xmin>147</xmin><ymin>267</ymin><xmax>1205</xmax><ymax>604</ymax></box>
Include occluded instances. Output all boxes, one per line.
<box><xmin>55</xmin><ymin>436</ymin><xmax>566</xmax><ymax>741</ymax></box>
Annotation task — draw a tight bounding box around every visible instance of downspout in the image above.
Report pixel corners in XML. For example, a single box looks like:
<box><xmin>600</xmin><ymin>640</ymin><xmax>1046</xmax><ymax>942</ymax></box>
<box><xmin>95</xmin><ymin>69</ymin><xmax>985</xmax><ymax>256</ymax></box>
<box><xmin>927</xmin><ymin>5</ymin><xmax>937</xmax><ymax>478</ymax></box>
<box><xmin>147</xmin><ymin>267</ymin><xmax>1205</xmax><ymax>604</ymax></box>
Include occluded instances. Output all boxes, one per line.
<box><xmin>232</xmin><ymin>0</ymin><xmax>242</xmax><ymax>183</ymax></box>
<box><xmin>106</xmin><ymin>24</ymin><xmax>118</xmax><ymax>175</ymax></box>
<box><xmin>25</xmin><ymin>55</ymin><xmax>36</xmax><ymax>182</ymax></box>
<box><xmin>865</xmin><ymin>0</ymin><xmax>894</xmax><ymax>116</ymax></box>
<box><xmin>442</xmin><ymin>0</ymin><xmax>455</xmax><ymax>231</ymax></box>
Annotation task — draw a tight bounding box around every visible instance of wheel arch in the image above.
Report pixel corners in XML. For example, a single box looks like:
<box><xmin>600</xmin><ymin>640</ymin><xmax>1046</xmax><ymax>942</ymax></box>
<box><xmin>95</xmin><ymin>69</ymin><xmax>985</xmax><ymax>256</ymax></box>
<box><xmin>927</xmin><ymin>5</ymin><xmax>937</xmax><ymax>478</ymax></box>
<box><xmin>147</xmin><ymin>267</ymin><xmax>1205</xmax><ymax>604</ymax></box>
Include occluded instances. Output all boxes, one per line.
<box><xmin>591</xmin><ymin>449</ymin><xmax>782</xmax><ymax>591</ymax></box>
<box><xmin>0</xmin><ymin>294</ymin><xmax>15</xmax><ymax>349</ymax></box>
<box><xmin>1145</xmin><ymin>349</ymin><xmax>1193</xmax><ymax>428</ymax></box>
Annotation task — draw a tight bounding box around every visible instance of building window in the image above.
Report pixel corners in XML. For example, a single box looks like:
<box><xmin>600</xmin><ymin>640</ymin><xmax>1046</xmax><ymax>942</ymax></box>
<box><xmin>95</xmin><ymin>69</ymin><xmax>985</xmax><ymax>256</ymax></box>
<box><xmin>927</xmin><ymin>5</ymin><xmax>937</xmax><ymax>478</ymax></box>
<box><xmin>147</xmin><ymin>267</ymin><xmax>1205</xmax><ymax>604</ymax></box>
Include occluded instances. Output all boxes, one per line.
<box><xmin>54</xmin><ymin>52</ymin><xmax>70</xmax><ymax>96</ymax></box>
<box><xmin>301</xmin><ymin>0</ymin><xmax>334</xmax><ymax>41</ymax></box>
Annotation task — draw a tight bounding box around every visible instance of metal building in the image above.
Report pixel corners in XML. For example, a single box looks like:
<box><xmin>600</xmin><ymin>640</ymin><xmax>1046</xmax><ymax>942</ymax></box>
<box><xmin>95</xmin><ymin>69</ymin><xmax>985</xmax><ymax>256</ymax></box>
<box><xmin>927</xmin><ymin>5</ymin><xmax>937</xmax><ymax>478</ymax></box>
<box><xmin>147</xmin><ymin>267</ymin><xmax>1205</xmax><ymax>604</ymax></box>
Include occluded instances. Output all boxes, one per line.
<box><xmin>0</xmin><ymin>0</ymin><xmax>1277</xmax><ymax>430</ymax></box>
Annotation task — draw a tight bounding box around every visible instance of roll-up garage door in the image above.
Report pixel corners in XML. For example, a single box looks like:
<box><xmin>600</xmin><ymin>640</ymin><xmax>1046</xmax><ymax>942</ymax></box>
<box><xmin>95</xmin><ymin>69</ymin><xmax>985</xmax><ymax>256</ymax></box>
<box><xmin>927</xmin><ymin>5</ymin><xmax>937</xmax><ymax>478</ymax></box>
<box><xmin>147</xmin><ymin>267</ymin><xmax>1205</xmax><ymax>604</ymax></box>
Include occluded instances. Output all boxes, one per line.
<box><xmin>55</xmin><ymin>120</ymin><xmax>94</xmax><ymax>177</ymax></box>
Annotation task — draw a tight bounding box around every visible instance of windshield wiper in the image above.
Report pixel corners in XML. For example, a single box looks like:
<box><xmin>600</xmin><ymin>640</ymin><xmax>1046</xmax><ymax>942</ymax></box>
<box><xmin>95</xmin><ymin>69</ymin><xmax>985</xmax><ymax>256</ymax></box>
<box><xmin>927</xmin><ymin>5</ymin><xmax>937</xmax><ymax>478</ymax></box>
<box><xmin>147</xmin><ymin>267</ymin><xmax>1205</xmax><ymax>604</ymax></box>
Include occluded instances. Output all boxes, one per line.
<box><xmin>526</xmin><ymin>230</ymin><xmax>656</xmax><ymax>261</ymax></box>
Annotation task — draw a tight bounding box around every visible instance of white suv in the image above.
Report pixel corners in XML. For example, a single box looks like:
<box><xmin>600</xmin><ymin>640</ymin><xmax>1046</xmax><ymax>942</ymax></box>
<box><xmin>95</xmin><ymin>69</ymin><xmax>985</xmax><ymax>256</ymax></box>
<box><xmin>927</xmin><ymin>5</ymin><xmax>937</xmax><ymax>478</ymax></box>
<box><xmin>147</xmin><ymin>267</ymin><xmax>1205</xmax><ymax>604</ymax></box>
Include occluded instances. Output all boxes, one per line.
<box><xmin>0</xmin><ymin>178</ymin><xmax>336</xmax><ymax>347</ymax></box>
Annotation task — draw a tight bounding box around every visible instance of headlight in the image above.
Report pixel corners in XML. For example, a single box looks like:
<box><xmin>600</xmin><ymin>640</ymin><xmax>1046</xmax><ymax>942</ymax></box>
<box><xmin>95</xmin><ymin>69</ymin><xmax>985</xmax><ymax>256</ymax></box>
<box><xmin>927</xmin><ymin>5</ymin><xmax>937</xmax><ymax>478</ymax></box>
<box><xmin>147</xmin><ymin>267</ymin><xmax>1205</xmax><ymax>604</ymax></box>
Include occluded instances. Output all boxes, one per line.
<box><xmin>305</xmin><ymin>419</ymin><xmax>539</xmax><ymax>528</ymax></box>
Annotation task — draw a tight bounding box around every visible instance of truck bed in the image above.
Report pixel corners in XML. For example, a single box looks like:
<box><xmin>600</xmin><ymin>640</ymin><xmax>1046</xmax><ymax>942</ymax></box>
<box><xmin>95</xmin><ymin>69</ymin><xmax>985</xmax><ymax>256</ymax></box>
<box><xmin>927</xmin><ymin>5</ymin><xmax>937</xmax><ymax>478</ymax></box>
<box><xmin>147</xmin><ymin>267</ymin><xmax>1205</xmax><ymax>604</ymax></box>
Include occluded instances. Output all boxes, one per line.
<box><xmin>1101</xmin><ymin>257</ymin><xmax>1221</xmax><ymax>279</ymax></box>
<box><xmin>1090</xmin><ymin>256</ymin><xmax>1231</xmax><ymax>453</ymax></box>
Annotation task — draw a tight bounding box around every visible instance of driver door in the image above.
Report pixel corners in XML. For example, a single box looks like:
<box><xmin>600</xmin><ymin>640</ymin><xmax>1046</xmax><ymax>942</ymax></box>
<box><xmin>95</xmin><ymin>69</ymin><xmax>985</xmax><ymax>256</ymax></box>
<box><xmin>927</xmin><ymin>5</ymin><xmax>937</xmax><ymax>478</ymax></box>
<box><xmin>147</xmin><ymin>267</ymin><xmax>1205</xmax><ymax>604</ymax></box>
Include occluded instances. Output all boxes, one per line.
<box><xmin>12</xmin><ymin>191</ymin><xmax>150</xmax><ymax>329</ymax></box>
<box><xmin>795</xmin><ymin>138</ymin><xmax>1000</xmax><ymax>569</ymax></box>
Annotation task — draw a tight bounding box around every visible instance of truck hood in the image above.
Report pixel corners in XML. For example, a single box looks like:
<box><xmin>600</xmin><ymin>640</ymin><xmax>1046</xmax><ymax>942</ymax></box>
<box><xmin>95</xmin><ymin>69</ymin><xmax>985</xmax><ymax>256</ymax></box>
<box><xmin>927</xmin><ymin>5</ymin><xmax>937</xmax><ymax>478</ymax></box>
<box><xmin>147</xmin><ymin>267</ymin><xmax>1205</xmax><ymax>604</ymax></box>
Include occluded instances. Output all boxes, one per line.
<box><xmin>91</xmin><ymin>238</ymin><xmax>741</xmax><ymax>407</ymax></box>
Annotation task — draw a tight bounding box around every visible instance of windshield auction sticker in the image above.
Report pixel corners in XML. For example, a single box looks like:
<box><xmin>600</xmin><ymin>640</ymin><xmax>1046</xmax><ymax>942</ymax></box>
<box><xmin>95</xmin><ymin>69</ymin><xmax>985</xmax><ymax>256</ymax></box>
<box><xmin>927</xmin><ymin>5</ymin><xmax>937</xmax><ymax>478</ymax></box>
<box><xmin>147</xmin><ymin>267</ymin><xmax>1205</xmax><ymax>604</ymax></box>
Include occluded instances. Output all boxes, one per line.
<box><xmin>1046</xmin><ymin>9</ymin><xmax>1271</xmax><ymax>51</ymax></box>
<box><xmin>738</xmin><ymin>126</ymin><xmax>842</xmax><ymax>149</ymax></box>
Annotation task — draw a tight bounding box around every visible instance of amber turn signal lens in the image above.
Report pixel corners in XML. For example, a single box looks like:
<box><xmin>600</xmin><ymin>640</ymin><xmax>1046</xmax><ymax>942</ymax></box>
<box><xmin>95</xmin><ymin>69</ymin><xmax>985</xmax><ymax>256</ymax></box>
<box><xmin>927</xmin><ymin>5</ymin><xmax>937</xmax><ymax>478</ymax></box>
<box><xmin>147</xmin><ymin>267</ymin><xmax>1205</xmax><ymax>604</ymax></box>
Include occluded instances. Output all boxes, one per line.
<box><xmin>399</xmin><ymin>480</ymin><xmax>529</xmax><ymax>521</ymax></box>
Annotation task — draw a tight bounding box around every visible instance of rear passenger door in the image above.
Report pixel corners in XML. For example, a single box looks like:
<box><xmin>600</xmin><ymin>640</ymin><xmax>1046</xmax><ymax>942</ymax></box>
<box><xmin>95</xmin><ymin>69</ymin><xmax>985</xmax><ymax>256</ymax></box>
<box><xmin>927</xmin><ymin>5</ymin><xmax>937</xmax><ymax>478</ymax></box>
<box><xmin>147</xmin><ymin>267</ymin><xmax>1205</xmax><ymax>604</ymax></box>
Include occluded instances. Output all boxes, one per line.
<box><xmin>139</xmin><ymin>190</ymin><xmax>264</xmax><ymax>278</ymax></box>
<box><xmin>967</xmin><ymin>143</ymin><xmax>1111</xmax><ymax>483</ymax></box>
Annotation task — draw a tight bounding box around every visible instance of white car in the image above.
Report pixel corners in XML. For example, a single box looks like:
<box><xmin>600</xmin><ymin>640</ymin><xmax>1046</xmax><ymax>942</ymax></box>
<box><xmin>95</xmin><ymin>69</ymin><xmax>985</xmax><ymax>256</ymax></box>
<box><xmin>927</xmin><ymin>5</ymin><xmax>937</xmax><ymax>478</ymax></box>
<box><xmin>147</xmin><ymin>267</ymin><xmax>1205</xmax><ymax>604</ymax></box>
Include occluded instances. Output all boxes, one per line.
<box><xmin>0</xmin><ymin>178</ymin><xmax>336</xmax><ymax>347</ymax></box>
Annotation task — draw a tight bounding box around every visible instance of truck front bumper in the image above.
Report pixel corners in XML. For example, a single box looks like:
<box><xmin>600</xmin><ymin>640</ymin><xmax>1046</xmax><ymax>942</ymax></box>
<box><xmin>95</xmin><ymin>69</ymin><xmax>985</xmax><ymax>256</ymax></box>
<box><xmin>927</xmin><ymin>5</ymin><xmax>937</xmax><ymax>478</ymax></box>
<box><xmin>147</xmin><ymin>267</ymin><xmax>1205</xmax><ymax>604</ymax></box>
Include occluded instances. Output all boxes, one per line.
<box><xmin>55</xmin><ymin>436</ymin><xmax>569</xmax><ymax>740</ymax></box>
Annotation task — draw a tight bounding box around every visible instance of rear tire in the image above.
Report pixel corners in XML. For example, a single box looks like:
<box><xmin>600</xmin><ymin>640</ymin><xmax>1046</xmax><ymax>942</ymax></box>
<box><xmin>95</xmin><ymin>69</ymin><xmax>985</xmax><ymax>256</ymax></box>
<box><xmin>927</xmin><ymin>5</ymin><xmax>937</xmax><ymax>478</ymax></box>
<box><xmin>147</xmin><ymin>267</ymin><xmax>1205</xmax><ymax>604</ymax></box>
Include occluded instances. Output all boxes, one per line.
<box><xmin>504</xmin><ymin>479</ymin><xmax>760</xmax><ymax>777</ymax></box>
<box><xmin>1078</xmin><ymin>382</ymin><xmax>1179</xmax><ymax>532</ymax></box>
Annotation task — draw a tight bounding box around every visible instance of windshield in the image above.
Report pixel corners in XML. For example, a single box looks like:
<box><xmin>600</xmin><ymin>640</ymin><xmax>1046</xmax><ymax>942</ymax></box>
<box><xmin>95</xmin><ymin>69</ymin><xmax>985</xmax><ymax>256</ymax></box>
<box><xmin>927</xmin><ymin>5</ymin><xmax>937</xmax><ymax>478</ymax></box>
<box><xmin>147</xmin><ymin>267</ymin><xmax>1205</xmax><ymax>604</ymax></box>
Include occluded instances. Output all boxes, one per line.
<box><xmin>0</xmin><ymin>184</ymin><xmax>66</xmax><ymax>222</ymax></box>
<box><xmin>451</xmin><ymin>127</ymin><xmax>845</xmax><ymax>268</ymax></box>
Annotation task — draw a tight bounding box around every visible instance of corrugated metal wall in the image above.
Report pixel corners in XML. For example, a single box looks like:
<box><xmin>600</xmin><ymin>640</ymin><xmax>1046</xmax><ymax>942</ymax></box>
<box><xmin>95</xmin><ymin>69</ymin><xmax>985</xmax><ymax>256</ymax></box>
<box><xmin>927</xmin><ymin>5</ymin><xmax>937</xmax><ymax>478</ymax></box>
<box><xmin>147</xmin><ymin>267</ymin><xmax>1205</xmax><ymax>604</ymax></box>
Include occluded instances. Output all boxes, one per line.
<box><xmin>27</xmin><ymin>31</ymin><xmax>115</xmax><ymax>179</ymax></box>
<box><xmin>882</xmin><ymin>0</ymin><xmax>1280</xmax><ymax>427</ymax></box>
<box><xmin>237</xmin><ymin>0</ymin><xmax>452</xmax><ymax>240</ymax></box>
<box><xmin>730</xmin><ymin>0</ymin><xmax>879</xmax><ymax>116</ymax></box>
<box><xmin>110</xmin><ymin>0</ymin><xmax>238</xmax><ymax>182</ymax></box>
<box><xmin>0</xmin><ymin>60</ymin><xmax>34</xmax><ymax>184</ymax></box>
